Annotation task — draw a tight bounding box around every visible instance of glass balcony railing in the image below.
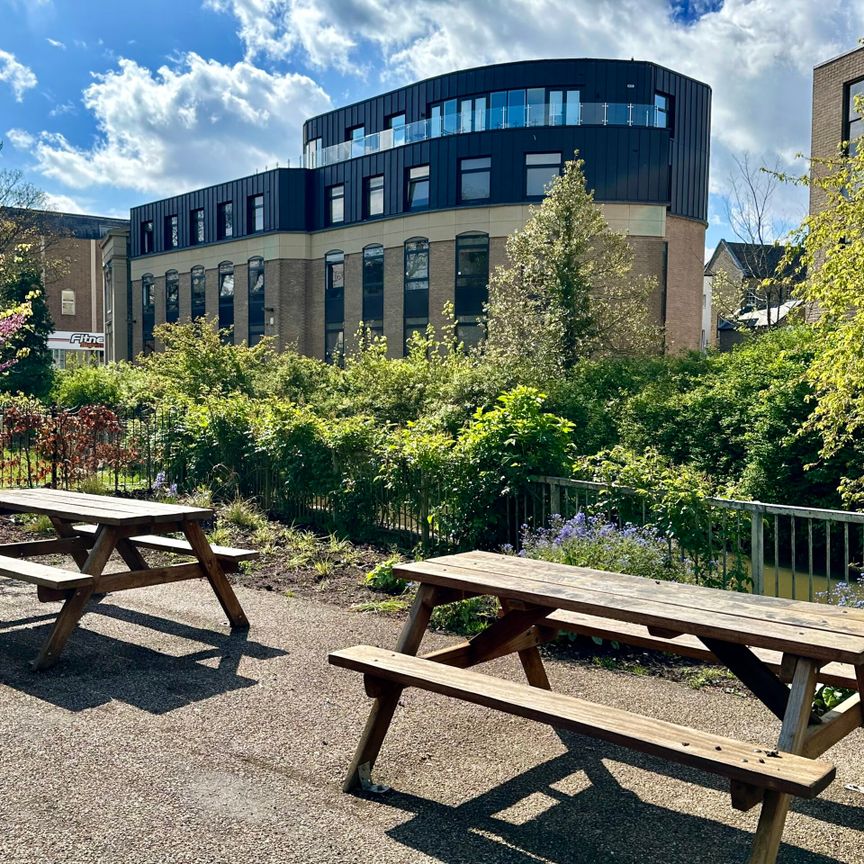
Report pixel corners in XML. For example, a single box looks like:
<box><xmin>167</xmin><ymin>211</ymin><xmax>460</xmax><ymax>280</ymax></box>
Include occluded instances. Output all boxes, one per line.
<box><xmin>304</xmin><ymin>102</ymin><xmax>665</xmax><ymax>168</ymax></box>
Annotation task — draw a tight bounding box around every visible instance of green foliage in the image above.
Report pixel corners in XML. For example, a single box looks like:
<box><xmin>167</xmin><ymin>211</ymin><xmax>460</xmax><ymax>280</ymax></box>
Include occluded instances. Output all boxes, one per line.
<box><xmin>52</xmin><ymin>360</ymin><xmax>143</xmax><ymax>409</ymax></box>
<box><xmin>364</xmin><ymin>555</ymin><xmax>408</xmax><ymax>594</ymax></box>
<box><xmin>430</xmin><ymin>596</ymin><xmax>499</xmax><ymax>636</ymax></box>
<box><xmin>221</xmin><ymin>497</ymin><xmax>267</xmax><ymax>531</ymax></box>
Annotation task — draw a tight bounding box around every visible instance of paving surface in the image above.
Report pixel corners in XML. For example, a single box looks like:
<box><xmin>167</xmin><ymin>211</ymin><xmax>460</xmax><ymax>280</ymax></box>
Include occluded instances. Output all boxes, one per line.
<box><xmin>0</xmin><ymin>576</ymin><xmax>862</xmax><ymax>864</ymax></box>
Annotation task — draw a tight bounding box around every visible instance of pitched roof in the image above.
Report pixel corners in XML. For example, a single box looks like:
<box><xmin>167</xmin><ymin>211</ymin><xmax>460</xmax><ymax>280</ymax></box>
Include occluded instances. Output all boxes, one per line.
<box><xmin>706</xmin><ymin>240</ymin><xmax>805</xmax><ymax>281</ymax></box>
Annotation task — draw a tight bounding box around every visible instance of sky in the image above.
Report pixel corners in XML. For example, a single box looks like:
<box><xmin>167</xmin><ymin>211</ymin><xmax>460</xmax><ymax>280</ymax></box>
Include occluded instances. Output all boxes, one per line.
<box><xmin>1</xmin><ymin>0</ymin><xmax>863</xmax><ymax>260</ymax></box>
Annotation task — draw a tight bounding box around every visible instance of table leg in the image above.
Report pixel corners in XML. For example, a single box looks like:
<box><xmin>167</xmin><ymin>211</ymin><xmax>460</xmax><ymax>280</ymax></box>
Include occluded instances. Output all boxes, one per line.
<box><xmin>49</xmin><ymin>517</ymin><xmax>90</xmax><ymax>569</ymax></box>
<box><xmin>343</xmin><ymin>584</ymin><xmax>438</xmax><ymax>793</ymax></box>
<box><xmin>181</xmin><ymin>520</ymin><xmax>249</xmax><ymax>629</ymax></box>
<box><xmin>500</xmin><ymin>599</ymin><xmax>550</xmax><ymax>690</ymax></box>
<box><xmin>32</xmin><ymin>525</ymin><xmax>119</xmax><ymax>671</ymax></box>
<box><xmin>747</xmin><ymin>656</ymin><xmax>818</xmax><ymax>864</ymax></box>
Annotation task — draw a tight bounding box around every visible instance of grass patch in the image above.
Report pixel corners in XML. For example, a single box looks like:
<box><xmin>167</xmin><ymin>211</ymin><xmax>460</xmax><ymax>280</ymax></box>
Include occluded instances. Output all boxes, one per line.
<box><xmin>221</xmin><ymin>497</ymin><xmax>267</xmax><ymax>531</ymax></box>
<box><xmin>351</xmin><ymin>599</ymin><xmax>411</xmax><ymax>615</ymax></box>
<box><xmin>21</xmin><ymin>513</ymin><xmax>55</xmax><ymax>536</ymax></box>
<box><xmin>682</xmin><ymin>665</ymin><xmax>736</xmax><ymax>690</ymax></box>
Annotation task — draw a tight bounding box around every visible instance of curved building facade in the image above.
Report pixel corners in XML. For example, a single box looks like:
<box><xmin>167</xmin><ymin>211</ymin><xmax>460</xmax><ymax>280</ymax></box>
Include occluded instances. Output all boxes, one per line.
<box><xmin>112</xmin><ymin>59</ymin><xmax>711</xmax><ymax>361</ymax></box>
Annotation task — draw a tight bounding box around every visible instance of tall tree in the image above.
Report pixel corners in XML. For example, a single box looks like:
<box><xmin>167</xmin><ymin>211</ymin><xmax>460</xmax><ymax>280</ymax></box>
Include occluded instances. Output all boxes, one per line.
<box><xmin>484</xmin><ymin>155</ymin><xmax>662</xmax><ymax>379</ymax></box>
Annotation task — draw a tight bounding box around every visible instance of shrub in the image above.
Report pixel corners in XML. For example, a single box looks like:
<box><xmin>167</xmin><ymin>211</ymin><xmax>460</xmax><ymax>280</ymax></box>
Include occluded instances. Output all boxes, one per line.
<box><xmin>522</xmin><ymin>512</ymin><xmax>693</xmax><ymax>583</ymax></box>
<box><xmin>430</xmin><ymin>596</ymin><xmax>499</xmax><ymax>636</ymax></box>
<box><xmin>364</xmin><ymin>555</ymin><xmax>408</xmax><ymax>595</ymax></box>
<box><xmin>222</xmin><ymin>497</ymin><xmax>267</xmax><ymax>531</ymax></box>
<box><xmin>52</xmin><ymin>361</ymin><xmax>140</xmax><ymax>409</ymax></box>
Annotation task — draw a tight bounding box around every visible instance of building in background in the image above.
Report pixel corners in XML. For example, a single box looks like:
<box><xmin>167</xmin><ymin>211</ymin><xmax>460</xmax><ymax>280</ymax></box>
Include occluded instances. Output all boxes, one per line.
<box><xmin>107</xmin><ymin>58</ymin><xmax>711</xmax><ymax>363</ymax></box>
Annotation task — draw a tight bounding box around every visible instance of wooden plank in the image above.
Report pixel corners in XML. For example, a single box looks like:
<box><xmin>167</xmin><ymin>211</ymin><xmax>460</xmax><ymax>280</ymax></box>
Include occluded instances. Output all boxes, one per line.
<box><xmin>48</xmin><ymin>518</ymin><xmax>90</xmax><ymax>568</ymax></box>
<box><xmin>803</xmin><ymin>694</ymin><xmax>863</xmax><ymax>758</ymax></box>
<box><xmin>543</xmin><ymin>611</ymin><xmax>859</xmax><ymax>689</ymax></box>
<box><xmin>0</xmin><ymin>554</ymin><xmax>94</xmax><ymax>589</ymax></box>
<box><xmin>330</xmin><ymin>646</ymin><xmax>836</xmax><ymax>799</ymax></box>
<box><xmin>394</xmin><ymin>560</ymin><xmax>864</xmax><ymax>664</ymax></box>
<box><xmin>96</xmin><ymin>562</ymin><xmax>204</xmax><ymax>593</ymax></box>
<box><xmin>748</xmin><ymin>658</ymin><xmax>819</xmax><ymax>864</ymax></box>
<box><xmin>448</xmin><ymin>551</ymin><xmax>864</xmax><ymax>635</ymax></box>
<box><xmin>0</xmin><ymin>538</ymin><xmax>89</xmax><ymax>558</ymax></box>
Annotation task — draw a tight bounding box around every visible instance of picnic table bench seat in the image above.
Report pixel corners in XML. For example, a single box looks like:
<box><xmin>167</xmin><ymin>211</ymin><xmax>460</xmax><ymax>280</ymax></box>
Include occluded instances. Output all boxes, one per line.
<box><xmin>330</xmin><ymin>644</ymin><xmax>837</xmax><ymax>801</ymax></box>
<box><xmin>543</xmin><ymin>610</ymin><xmax>860</xmax><ymax>690</ymax></box>
<box><xmin>72</xmin><ymin>523</ymin><xmax>258</xmax><ymax>572</ymax></box>
<box><xmin>0</xmin><ymin>553</ymin><xmax>94</xmax><ymax>590</ymax></box>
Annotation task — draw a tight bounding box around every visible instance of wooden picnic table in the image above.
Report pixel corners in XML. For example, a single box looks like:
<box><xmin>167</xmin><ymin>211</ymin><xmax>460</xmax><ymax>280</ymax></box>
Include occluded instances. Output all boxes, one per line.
<box><xmin>0</xmin><ymin>488</ymin><xmax>254</xmax><ymax>670</ymax></box>
<box><xmin>330</xmin><ymin>550</ymin><xmax>864</xmax><ymax>864</ymax></box>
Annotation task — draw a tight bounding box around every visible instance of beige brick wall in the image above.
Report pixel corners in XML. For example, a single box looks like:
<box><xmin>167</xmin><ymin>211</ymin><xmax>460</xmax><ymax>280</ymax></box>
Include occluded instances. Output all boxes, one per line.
<box><xmin>429</xmin><ymin>239</ymin><xmax>455</xmax><ymax>333</ymax></box>
<box><xmin>382</xmin><ymin>246</ymin><xmax>404</xmax><ymax>358</ymax></box>
<box><xmin>44</xmin><ymin>236</ymin><xmax>102</xmax><ymax>334</ymax></box>
<box><xmin>810</xmin><ymin>47</ymin><xmax>864</xmax><ymax>215</ymax></box>
<box><xmin>627</xmin><ymin>235</ymin><xmax>668</xmax><ymax>328</ymax></box>
<box><xmin>665</xmin><ymin>215</ymin><xmax>706</xmax><ymax>352</ymax></box>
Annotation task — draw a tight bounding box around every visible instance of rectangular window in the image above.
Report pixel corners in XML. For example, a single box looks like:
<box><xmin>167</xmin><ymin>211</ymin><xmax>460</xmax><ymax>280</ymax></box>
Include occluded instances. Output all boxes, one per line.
<box><xmin>349</xmin><ymin>125</ymin><xmax>365</xmax><ymax>158</ymax></box>
<box><xmin>387</xmin><ymin>113</ymin><xmax>406</xmax><ymax>147</ymax></box>
<box><xmin>525</xmin><ymin>152</ymin><xmax>562</xmax><ymax>197</ymax></box>
<box><xmin>490</xmin><ymin>91</ymin><xmax>507</xmax><ymax>129</ymax></box>
<box><xmin>190</xmin><ymin>208</ymin><xmax>205</xmax><ymax>244</ymax></box>
<box><xmin>507</xmin><ymin>89</ymin><xmax>526</xmax><ymax>128</ymax></box>
<box><xmin>142</xmin><ymin>275</ymin><xmax>155</xmax><ymax>355</ymax></box>
<box><xmin>219</xmin><ymin>262</ymin><xmax>235</xmax><ymax>342</ymax></box>
<box><xmin>328</xmin><ymin>184</ymin><xmax>345</xmax><ymax>224</ymax></box>
<box><xmin>455</xmin><ymin>234</ymin><xmax>489</xmax><ymax>320</ymax></box>
<box><xmin>460</xmin><ymin>98</ymin><xmax>473</xmax><ymax>133</ymax></box>
<box><xmin>165</xmin><ymin>271</ymin><xmax>180</xmax><ymax>324</ymax></box>
<box><xmin>141</xmin><ymin>220</ymin><xmax>154</xmax><ymax>254</ymax></box>
<box><xmin>549</xmin><ymin>90</ymin><xmax>564</xmax><ymax>126</ymax></box>
<box><xmin>566</xmin><ymin>90</ymin><xmax>581</xmax><ymax>125</ymax></box>
<box><xmin>217</xmin><ymin>201</ymin><xmax>233</xmax><ymax>239</ymax></box>
<box><xmin>305</xmin><ymin>137</ymin><xmax>321</xmax><ymax>168</ymax></box>
<box><xmin>404</xmin><ymin>239</ymin><xmax>429</xmax><ymax>355</ymax></box>
<box><xmin>362</xmin><ymin>245</ymin><xmax>384</xmax><ymax>331</ymax></box>
<box><xmin>164</xmin><ymin>214</ymin><xmax>179</xmax><ymax>249</ymax></box>
<box><xmin>526</xmin><ymin>88</ymin><xmax>545</xmax><ymax>127</ymax></box>
<box><xmin>248</xmin><ymin>194</ymin><xmax>264</xmax><ymax>232</ymax></box>
<box><xmin>191</xmin><ymin>267</ymin><xmax>206</xmax><ymax>319</ymax></box>
<box><xmin>474</xmin><ymin>96</ymin><xmax>487</xmax><ymax>132</ymax></box>
<box><xmin>655</xmin><ymin>92</ymin><xmax>671</xmax><ymax>129</ymax></box>
<box><xmin>366</xmin><ymin>175</ymin><xmax>384</xmax><ymax>217</ymax></box>
<box><xmin>459</xmin><ymin>157</ymin><xmax>491</xmax><ymax>202</ymax></box>
<box><xmin>325</xmin><ymin>250</ymin><xmax>345</xmax><ymax>365</ymax></box>
<box><xmin>846</xmin><ymin>79</ymin><xmax>864</xmax><ymax>152</ymax></box>
<box><xmin>248</xmin><ymin>257</ymin><xmax>265</xmax><ymax>346</ymax></box>
<box><xmin>407</xmin><ymin>165</ymin><xmax>430</xmax><ymax>211</ymax></box>
<box><xmin>61</xmin><ymin>289</ymin><xmax>75</xmax><ymax>316</ymax></box>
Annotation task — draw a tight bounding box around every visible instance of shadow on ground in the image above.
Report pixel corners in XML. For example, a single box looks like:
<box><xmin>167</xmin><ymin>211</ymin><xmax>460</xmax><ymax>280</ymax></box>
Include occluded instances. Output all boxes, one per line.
<box><xmin>374</xmin><ymin>731</ymin><xmax>852</xmax><ymax>864</ymax></box>
<box><xmin>0</xmin><ymin>601</ymin><xmax>286</xmax><ymax>713</ymax></box>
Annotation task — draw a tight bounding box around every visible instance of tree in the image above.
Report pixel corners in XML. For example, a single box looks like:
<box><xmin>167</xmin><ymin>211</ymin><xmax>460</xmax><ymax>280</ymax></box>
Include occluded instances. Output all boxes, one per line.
<box><xmin>484</xmin><ymin>155</ymin><xmax>662</xmax><ymax>379</ymax></box>
<box><xmin>0</xmin><ymin>263</ymin><xmax>54</xmax><ymax>397</ymax></box>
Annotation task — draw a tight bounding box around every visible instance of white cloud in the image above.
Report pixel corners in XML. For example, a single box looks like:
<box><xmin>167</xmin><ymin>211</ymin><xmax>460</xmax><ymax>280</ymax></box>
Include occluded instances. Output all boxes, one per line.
<box><xmin>0</xmin><ymin>49</ymin><xmax>37</xmax><ymax>101</ymax></box>
<box><xmin>19</xmin><ymin>53</ymin><xmax>331</xmax><ymax>195</ymax></box>
<box><xmin>46</xmin><ymin>37</ymin><xmax>66</xmax><ymax>49</ymax></box>
<box><xmin>45</xmin><ymin>192</ymin><xmax>88</xmax><ymax>214</ymax></box>
<box><xmin>5</xmin><ymin>127</ymin><xmax>35</xmax><ymax>149</ymax></box>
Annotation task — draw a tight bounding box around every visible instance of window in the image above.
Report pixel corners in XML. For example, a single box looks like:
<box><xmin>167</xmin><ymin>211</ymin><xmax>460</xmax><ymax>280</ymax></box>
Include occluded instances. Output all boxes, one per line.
<box><xmin>548</xmin><ymin>90</ymin><xmax>564</xmax><ymax>126</ymax></box>
<box><xmin>525</xmin><ymin>152</ymin><xmax>562</xmax><ymax>197</ymax></box>
<box><xmin>490</xmin><ymin>91</ymin><xmax>507</xmax><ymax>129</ymax></box>
<box><xmin>328</xmin><ymin>184</ymin><xmax>345</xmax><ymax>225</ymax></box>
<box><xmin>142</xmin><ymin>274</ymin><xmax>155</xmax><ymax>355</ymax></box>
<box><xmin>431</xmin><ymin>99</ymin><xmax>458</xmax><ymax>137</ymax></box>
<box><xmin>248</xmin><ymin>194</ymin><xmax>264</xmax><ymax>233</ymax></box>
<box><xmin>103</xmin><ymin>265</ymin><xmax>112</xmax><ymax>315</ymax></box>
<box><xmin>362</xmin><ymin>245</ymin><xmax>384</xmax><ymax>336</ymax></box>
<box><xmin>191</xmin><ymin>265</ymin><xmax>206</xmax><ymax>319</ymax></box>
<box><xmin>526</xmin><ymin>88</ymin><xmax>545</xmax><ymax>126</ymax></box>
<box><xmin>141</xmin><ymin>220</ymin><xmax>154</xmax><ymax>254</ymax></box>
<box><xmin>846</xmin><ymin>79</ymin><xmax>864</xmax><ymax>154</ymax></box>
<box><xmin>61</xmin><ymin>289</ymin><xmax>75</xmax><ymax>316</ymax></box>
<box><xmin>248</xmin><ymin>256</ymin><xmax>265</xmax><ymax>346</ymax></box>
<box><xmin>305</xmin><ymin>137</ymin><xmax>321</xmax><ymax>168</ymax></box>
<box><xmin>366</xmin><ymin>175</ymin><xmax>384</xmax><ymax>217</ymax></box>
<box><xmin>508</xmin><ymin>89</ymin><xmax>526</xmax><ymax>128</ymax></box>
<box><xmin>165</xmin><ymin>214</ymin><xmax>179</xmax><ymax>249</ymax></box>
<box><xmin>403</xmin><ymin>238</ymin><xmax>429</xmax><ymax>354</ymax></box>
<box><xmin>163</xmin><ymin>270</ymin><xmax>179</xmax><ymax>324</ymax></box>
<box><xmin>324</xmin><ymin>250</ymin><xmax>345</xmax><ymax>365</ymax></box>
<box><xmin>218</xmin><ymin>261</ymin><xmax>235</xmax><ymax>342</ymax></box>
<box><xmin>459</xmin><ymin>157</ymin><xmax>491</xmax><ymax>202</ymax></box>
<box><xmin>655</xmin><ymin>92</ymin><xmax>671</xmax><ymax>130</ymax></box>
<box><xmin>217</xmin><ymin>201</ymin><xmax>233</xmax><ymax>240</ymax></box>
<box><xmin>190</xmin><ymin>208</ymin><xmax>205</xmax><ymax>244</ymax></box>
<box><xmin>565</xmin><ymin>90</ymin><xmax>581</xmax><ymax>125</ymax></box>
<box><xmin>349</xmin><ymin>125</ymin><xmax>366</xmax><ymax>158</ymax></box>
<box><xmin>407</xmin><ymin>165</ymin><xmax>430</xmax><ymax>211</ymax></box>
<box><xmin>455</xmin><ymin>233</ymin><xmax>489</xmax><ymax>347</ymax></box>
<box><xmin>387</xmin><ymin>113</ymin><xmax>406</xmax><ymax>147</ymax></box>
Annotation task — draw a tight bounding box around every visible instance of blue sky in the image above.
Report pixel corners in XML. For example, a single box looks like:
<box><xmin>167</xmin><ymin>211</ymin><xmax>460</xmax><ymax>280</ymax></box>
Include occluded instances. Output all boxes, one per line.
<box><xmin>2</xmin><ymin>0</ymin><xmax>863</xmax><ymax>260</ymax></box>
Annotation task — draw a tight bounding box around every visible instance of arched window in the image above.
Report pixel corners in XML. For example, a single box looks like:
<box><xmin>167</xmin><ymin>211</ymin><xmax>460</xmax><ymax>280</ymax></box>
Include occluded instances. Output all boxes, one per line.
<box><xmin>191</xmin><ymin>265</ymin><xmax>206</xmax><ymax>319</ymax></box>
<box><xmin>165</xmin><ymin>270</ymin><xmax>179</xmax><ymax>324</ymax></box>
<box><xmin>362</xmin><ymin>244</ymin><xmax>384</xmax><ymax>338</ymax></box>
<box><xmin>455</xmin><ymin>232</ymin><xmax>489</xmax><ymax>349</ymax></box>
<box><xmin>141</xmin><ymin>274</ymin><xmax>155</xmax><ymax>355</ymax></box>
<box><xmin>324</xmin><ymin>250</ymin><xmax>344</xmax><ymax>365</ymax></box>
<box><xmin>248</xmin><ymin>256</ymin><xmax>265</xmax><ymax>346</ymax></box>
<box><xmin>218</xmin><ymin>261</ymin><xmax>234</xmax><ymax>343</ymax></box>
<box><xmin>403</xmin><ymin>237</ymin><xmax>429</xmax><ymax>354</ymax></box>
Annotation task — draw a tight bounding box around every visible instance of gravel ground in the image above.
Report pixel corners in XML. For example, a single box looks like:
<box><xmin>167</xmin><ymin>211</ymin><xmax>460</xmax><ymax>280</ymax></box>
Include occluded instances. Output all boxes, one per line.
<box><xmin>0</xmin><ymin>576</ymin><xmax>862</xmax><ymax>864</ymax></box>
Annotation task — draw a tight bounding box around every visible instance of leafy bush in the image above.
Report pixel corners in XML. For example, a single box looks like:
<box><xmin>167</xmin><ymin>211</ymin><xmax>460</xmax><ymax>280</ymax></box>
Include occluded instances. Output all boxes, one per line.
<box><xmin>430</xmin><ymin>596</ymin><xmax>499</xmax><ymax>636</ymax></box>
<box><xmin>364</xmin><ymin>555</ymin><xmax>408</xmax><ymax>594</ymax></box>
<box><xmin>522</xmin><ymin>512</ymin><xmax>693</xmax><ymax>583</ymax></box>
<box><xmin>52</xmin><ymin>361</ymin><xmax>142</xmax><ymax>409</ymax></box>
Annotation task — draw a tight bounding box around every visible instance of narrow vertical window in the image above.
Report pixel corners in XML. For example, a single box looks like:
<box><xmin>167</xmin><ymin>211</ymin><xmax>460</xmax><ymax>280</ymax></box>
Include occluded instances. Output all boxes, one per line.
<box><xmin>654</xmin><ymin>92</ymin><xmax>671</xmax><ymax>129</ymax></box>
<box><xmin>549</xmin><ymin>90</ymin><xmax>564</xmax><ymax>126</ymax></box>
<box><xmin>403</xmin><ymin>238</ymin><xmax>429</xmax><ymax>354</ymax></box>
<box><xmin>349</xmin><ymin>125</ymin><xmax>366</xmax><ymax>158</ymax></box>
<box><xmin>191</xmin><ymin>265</ymin><xmax>206</xmax><ymax>319</ymax></box>
<box><xmin>525</xmin><ymin>152</ymin><xmax>562</xmax><ymax>197</ymax></box>
<box><xmin>459</xmin><ymin>157</ymin><xmax>491</xmax><ymax>202</ymax></box>
<box><xmin>217</xmin><ymin>201</ymin><xmax>233</xmax><ymax>239</ymax></box>
<box><xmin>455</xmin><ymin>233</ymin><xmax>489</xmax><ymax>349</ymax></box>
<box><xmin>305</xmin><ymin>136</ymin><xmax>321</xmax><ymax>168</ymax></box>
<box><xmin>218</xmin><ymin>261</ymin><xmax>235</xmax><ymax>342</ymax></box>
<box><xmin>508</xmin><ymin>89</ymin><xmax>526</xmax><ymax>128</ymax></box>
<box><xmin>490</xmin><ymin>91</ymin><xmax>507</xmax><ymax>129</ymax></box>
<box><xmin>362</xmin><ymin>245</ymin><xmax>384</xmax><ymax>337</ymax></box>
<box><xmin>366</xmin><ymin>175</ymin><xmax>384</xmax><ymax>217</ymax></box>
<box><xmin>324</xmin><ymin>250</ymin><xmax>345</xmax><ymax>365</ymax></box>
<box><xmin>388</xmin><ymin>113</ymin><xmax>406</xmax><ymax>147</ymax></box>
<box><xmin>104</xmin><ymin>264</ymin><xmax>112</xmax><ymax>314</ymax></box>
<box><xmin>847</xmin><ymin>79</ymin><xmax>864</xmax><ymax>154</ymax></box>
<box><xmin>526</xmin><ymin>88</ymin><xmax>545</xmax><ymax>127</ymax></box>
<box><xmin>165</xmin><ymin>270</ymin><xmax>179</xmax><ymax>324</ymax></box>
<box><xmin>165</xmin><ymin>214</ymin><xmax>179</xmax><ymax>249</ymax></box>
<box><xmin>406</xmin><ymin>165</ymin><xmax>430</xmax><ymax>211</ymax></box>
<box><xmin>328</xmin><ymin>184</ymin><xmax>345</xmax><ymax>225</ymax></box>
<box><xmin>248</xmin><ymin>256</ymin><xmax>265</xmax><ymax>346</ymax></box>
<box><xmin>142</xmin><ymin>274</ymin><xmax>155</xmax><ymax>355</ymax></box>
<box><xmin>61</xmin><ymin>289</ymin><xmax>75</xmax><ymax>315</ymax></box>
<box><xmin>565</xmin><ymin>90</ymin><xmax>581</xmax><ymax>125</ymax></box>
<box><xmin>190</xmin><ymin>208</ymin><xmax>205</xmax><ymax>244</ymax></box>
<box><xmin>248</xmin><ymin>194</ymin><xmax>264</xmax><ymax>233</ymax></box>
<box><xmin>141</xmin><ymin>220</ymin><xmax>154</xmax><ymax>254</ymax></box>
<box><xmin>474</xmin><ymin>96</ymin><xmax>487</xmax><ymax>132</ymax></box>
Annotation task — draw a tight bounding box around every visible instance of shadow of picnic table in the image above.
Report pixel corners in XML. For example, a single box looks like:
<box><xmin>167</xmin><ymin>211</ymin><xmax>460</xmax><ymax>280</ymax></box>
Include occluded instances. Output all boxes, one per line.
<box><xmin>0</xmin><ymin>601</ymin><xmax>286</xmax><ymax>714</ymax></box>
